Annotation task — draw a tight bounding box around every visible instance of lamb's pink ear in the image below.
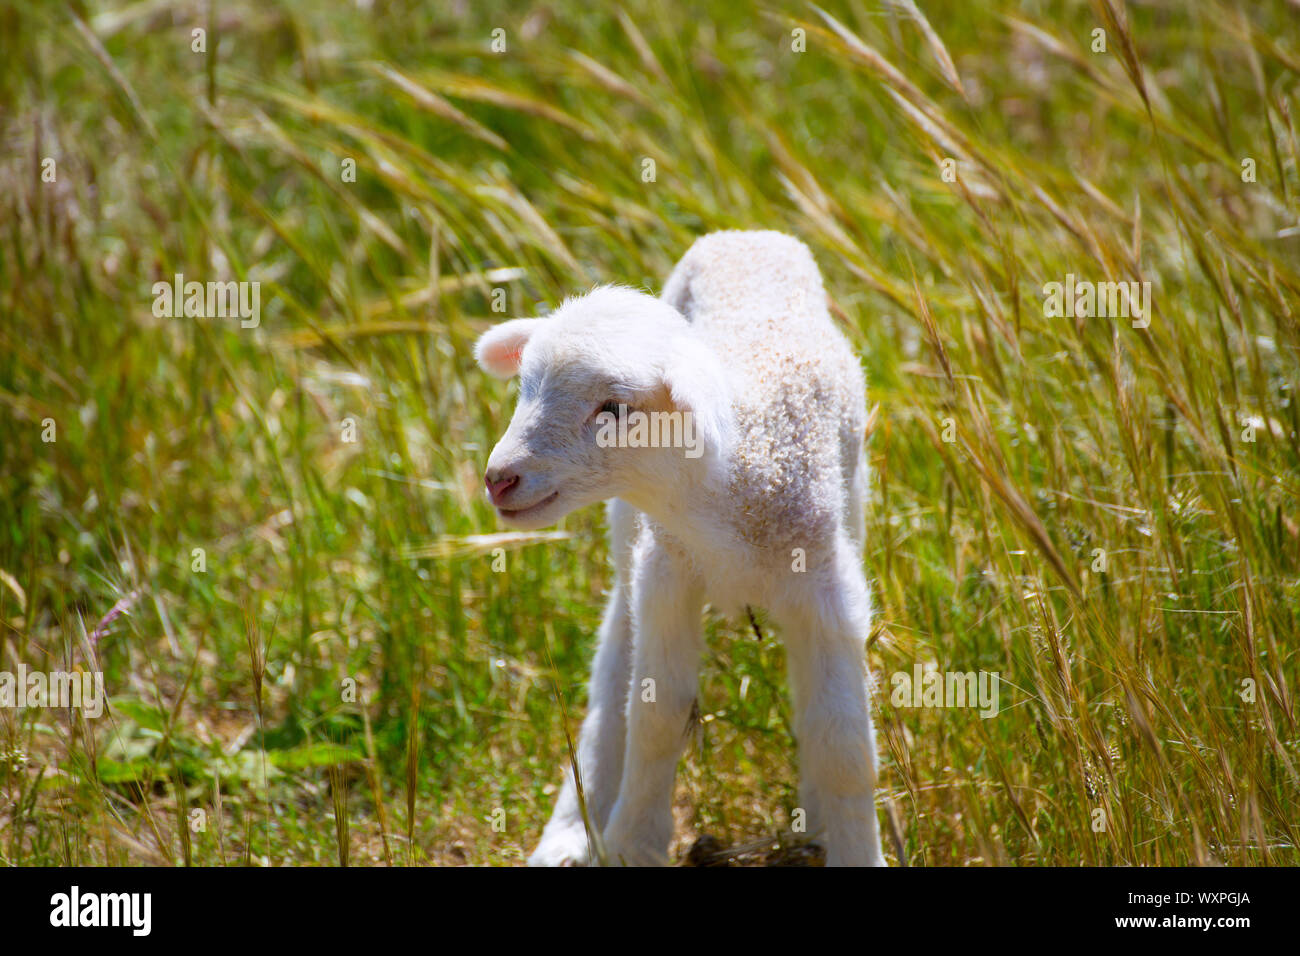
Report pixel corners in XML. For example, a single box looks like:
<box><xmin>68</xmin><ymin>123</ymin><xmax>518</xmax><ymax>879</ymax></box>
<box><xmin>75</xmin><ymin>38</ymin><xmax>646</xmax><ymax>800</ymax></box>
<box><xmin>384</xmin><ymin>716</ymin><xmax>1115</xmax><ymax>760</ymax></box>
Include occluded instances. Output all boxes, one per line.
<box><xmin>475</xmin><ymin>318</ymin><xmax>543</xmax><ymax>379</ymax></box>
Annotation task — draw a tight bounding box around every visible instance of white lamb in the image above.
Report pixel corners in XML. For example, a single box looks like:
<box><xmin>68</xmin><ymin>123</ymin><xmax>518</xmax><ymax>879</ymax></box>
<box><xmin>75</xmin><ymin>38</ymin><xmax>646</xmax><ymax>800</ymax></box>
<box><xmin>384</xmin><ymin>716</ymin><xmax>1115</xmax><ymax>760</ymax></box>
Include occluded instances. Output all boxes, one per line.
<box><xmin>475</xmin><ymin>230</ymin><xmax>884</xmax><ymax>866</ymax></box>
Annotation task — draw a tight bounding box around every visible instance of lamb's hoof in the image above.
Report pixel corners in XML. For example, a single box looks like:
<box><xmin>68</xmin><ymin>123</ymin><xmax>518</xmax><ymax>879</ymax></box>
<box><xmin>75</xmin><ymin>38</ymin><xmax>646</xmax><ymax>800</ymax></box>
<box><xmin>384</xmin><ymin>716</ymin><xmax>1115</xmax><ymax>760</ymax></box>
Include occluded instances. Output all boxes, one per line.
<box><xmin>825</xmin><ymin>849</ymin><xmax>887</xmax><ymax>867</ymax></box>
<box><xmin>599</xmin><ymin>837</ymin><xmax>669</xmax><ymax>867</ymax></box>
<box><xmin>528</xmin><ymin>827</ymin><xmax>592</xmax><ymax>867</ymax></box>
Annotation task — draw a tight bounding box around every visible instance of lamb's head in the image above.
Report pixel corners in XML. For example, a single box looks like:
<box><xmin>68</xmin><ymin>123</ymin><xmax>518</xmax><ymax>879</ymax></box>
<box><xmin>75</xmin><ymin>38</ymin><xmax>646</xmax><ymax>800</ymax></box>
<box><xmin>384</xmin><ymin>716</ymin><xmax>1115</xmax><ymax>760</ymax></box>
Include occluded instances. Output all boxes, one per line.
<box><xmin>474</xmin><ymin>285</ymin><xmax>733</xmax><ymax>529</ymax></box>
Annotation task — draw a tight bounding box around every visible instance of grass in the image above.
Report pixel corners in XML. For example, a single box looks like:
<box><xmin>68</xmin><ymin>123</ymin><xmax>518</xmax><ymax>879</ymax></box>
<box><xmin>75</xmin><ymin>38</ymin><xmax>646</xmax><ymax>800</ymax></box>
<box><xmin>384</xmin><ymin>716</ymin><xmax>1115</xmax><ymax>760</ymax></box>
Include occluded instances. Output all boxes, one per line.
<box><xmin>1</xmin><ymin>0</ymin><xmax>1297</xmax><ymax>866</ymax></box>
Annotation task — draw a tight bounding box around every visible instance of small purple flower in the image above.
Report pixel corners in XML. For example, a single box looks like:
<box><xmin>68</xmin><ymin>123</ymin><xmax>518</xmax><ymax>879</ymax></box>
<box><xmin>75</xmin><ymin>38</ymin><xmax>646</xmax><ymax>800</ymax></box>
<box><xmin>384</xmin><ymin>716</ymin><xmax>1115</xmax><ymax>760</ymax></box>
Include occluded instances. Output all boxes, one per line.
<box><xmin>89</xmin><ymin>589</ymin><xmax>141</xmax><ymax>646</ymax></box>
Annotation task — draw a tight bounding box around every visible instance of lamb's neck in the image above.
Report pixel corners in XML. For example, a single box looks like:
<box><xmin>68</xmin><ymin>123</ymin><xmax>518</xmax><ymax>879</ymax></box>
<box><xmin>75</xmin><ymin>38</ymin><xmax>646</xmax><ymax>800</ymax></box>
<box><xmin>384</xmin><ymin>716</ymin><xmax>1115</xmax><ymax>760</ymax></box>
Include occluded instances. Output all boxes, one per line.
<box><xmin>619</xmin><ymin>454</ymin><xmax>729</xmax><ymax>548</ymax></box>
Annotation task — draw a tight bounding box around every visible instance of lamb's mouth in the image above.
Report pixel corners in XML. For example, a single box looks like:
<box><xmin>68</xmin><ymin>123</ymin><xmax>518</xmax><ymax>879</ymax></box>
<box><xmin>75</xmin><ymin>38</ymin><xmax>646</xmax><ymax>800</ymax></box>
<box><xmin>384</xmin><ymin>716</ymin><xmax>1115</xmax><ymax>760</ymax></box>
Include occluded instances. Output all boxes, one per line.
<box><xmin>497</xmin><ymin>490</ymin><xmax>560</xmax><ymax>521</ymax></box>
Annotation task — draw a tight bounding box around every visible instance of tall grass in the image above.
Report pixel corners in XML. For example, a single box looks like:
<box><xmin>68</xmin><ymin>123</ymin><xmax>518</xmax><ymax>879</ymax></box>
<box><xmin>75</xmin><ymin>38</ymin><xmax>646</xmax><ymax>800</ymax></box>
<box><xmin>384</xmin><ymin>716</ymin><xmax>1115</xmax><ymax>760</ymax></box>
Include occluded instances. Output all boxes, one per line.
<box><xmin>1</xmin><ymin>0</ymin><xmax>1297</xmax><ymax>865</ymax></box>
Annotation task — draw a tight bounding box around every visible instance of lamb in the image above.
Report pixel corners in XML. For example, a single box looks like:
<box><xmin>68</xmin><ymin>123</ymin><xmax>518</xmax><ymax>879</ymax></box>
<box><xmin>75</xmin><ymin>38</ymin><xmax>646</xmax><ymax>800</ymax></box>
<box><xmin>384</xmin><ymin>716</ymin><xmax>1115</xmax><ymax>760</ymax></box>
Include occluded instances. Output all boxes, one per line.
<box><xmin>474</xmin><ymin>230</ymin><xmax>884</xmax><ymax>866</ymax></box>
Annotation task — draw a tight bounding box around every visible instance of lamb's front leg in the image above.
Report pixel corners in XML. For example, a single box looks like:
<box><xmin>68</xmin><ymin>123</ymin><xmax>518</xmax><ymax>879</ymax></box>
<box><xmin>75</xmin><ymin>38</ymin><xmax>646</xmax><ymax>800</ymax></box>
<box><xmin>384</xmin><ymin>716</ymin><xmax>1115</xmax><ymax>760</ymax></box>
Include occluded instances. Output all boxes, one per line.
<box><xmin>527</xmin><ymin>582</ymin><xmax>632</xmax><ymax>865</ymax></box>
<box><xmin>528</xmin><ymin>501</ymin><xmax>639</xmax><ymax>867</ymax></box>
<box><xmin>781</xmin><ymin>540</ymin><xmax>886</xmax><ymax>867</ymax></box>
<box><xmin>601</xmin><ymin>542</ymin><xmax>703</xmax><ymax>866</ymax></box>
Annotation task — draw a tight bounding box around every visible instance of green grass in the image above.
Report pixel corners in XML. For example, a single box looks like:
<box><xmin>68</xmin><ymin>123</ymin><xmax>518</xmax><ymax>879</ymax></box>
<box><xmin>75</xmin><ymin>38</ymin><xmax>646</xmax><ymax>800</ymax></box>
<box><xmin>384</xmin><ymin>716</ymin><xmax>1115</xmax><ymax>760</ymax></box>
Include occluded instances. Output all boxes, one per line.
<box><xmin>1</xmin><ymin>0</ymin><xmax>1297</xmax><ymax>866</ymax></box>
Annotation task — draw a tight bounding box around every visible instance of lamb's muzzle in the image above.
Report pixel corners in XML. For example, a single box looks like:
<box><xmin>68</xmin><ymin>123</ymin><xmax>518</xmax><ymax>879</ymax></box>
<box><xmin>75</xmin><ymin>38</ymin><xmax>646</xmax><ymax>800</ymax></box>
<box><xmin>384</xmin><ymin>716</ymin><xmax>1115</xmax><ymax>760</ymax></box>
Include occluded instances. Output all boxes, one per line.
<box><xmin>475</xmin><ymin>230</ymin><xmax>885</xmax><ymax>866</ymax></box>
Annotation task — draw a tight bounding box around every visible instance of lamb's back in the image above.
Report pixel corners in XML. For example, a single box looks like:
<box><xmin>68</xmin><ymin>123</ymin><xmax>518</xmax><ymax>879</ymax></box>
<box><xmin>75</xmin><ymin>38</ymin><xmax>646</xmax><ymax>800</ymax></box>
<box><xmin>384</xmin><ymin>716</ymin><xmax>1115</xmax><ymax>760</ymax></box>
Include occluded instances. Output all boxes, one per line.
<box><xmin>661</xmin><ymin>231</ymin><xmax>866</xmax><ymax>551</ymax></box>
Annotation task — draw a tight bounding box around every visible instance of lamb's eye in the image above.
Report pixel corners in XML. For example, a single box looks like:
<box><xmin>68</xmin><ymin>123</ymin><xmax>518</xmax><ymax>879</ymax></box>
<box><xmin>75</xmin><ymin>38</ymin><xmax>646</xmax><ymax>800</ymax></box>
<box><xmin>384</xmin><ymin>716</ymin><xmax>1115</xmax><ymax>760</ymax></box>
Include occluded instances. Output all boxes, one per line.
<box><xmin>598</xmin><ymin>400</ymin><xmax>622</xmax><ymax>417</ymax></box>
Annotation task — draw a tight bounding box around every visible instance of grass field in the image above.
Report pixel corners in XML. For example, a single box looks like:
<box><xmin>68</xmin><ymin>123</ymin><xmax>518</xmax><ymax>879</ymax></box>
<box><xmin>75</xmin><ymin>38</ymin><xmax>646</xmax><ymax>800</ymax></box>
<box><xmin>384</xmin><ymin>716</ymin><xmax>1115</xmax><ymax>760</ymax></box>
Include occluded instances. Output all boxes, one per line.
<box><xmin>1</xmin><ymin>0</ymin><xmax>1298</xmax><ymax>866</ymax></box>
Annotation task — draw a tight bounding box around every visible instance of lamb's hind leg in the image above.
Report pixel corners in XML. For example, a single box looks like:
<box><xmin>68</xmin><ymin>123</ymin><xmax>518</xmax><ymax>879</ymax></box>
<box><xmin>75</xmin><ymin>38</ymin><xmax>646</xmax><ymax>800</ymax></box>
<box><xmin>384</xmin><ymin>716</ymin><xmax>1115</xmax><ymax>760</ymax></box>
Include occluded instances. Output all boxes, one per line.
<box><xmin>528</xmin><ymin>499</ymin><xmax>638</xmax><ymax>866</ymax></box>
<box><xmin>780</xmin><ymin>538</ymin><xmax>885</xmax><ymax>866</ymax></box>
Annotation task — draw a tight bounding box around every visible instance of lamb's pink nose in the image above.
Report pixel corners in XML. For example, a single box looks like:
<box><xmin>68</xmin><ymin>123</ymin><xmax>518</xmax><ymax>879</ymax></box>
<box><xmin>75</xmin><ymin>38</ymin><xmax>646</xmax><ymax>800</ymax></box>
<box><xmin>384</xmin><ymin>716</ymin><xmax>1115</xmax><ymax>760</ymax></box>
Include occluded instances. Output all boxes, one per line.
<box><xmin>485</xmin><ymin>470</ymin><xmax>520</xmax><ymax>505</ymax></box>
